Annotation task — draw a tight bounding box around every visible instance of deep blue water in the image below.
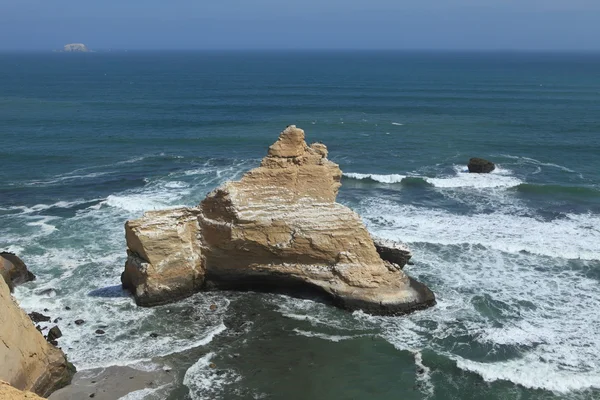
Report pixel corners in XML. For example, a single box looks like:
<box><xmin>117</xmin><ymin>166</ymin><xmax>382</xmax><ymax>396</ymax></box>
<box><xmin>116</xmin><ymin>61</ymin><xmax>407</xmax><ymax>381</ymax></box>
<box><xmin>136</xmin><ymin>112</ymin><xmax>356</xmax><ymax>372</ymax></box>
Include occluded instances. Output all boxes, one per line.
<box><xmin>1</xmin><ymin>51</ymin><xmax>599</xmax><ymax>399</ymax></box>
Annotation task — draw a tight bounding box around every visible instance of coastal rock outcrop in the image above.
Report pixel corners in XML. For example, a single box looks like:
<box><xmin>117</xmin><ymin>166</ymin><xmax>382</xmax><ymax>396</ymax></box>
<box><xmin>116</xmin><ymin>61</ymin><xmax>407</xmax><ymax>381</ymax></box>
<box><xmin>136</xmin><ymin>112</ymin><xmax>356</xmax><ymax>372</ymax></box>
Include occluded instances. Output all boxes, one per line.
<box><xmin>468</xmin><ymin>157</ymin><xmax>495</xmax><ymax>173</ymax></box>
<box><xmin>0</xmin><ymin>276</ymin><xmax>75</xmax><ymax>397</ymax></box>
<box><xmin>122</xmin><ymin>126</ymin><xmax>435</xmax><ymax>315</ymax></box>
<box><xmin>0</xmin><ymin>252</ymin><xmax>35</xmax><ymax>292</ymax></box>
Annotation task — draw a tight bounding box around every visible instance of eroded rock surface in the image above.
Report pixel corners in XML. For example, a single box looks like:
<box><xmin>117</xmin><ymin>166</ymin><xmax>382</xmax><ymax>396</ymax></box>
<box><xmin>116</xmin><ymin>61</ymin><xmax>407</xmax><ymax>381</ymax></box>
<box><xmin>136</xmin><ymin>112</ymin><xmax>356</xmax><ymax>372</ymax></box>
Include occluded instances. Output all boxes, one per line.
<box><xmin>122</xmin><ymin>126</ymin><xmax>435</xmax><ymax>315</ymax></box>
<box><xmin>0</xmin><ymin>381</ymin><xmax>44</xmax><ymax>400</ymax></box>
<box><xmin>0</xmin><ymin>277</ymin><xmax>75</xmax><ymax>397</ymax></box>
<box><xmin>0</xmin><ymin>252</ymin><xmax>35</xmax><ymax>292</ymax></box>
<box><xmin>372</xmin><ymin>237</ymin><xmax>413</xmax><ymax>269</ymax></box>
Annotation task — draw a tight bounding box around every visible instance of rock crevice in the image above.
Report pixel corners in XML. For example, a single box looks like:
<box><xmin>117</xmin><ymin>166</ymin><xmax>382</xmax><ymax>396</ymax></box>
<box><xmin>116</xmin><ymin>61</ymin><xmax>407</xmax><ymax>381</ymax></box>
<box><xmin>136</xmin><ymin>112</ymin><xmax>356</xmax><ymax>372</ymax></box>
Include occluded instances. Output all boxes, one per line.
<box><xmin>122</xmin><ymin>126</ymin><xmax>435</xmax><ymax>315</ymax></box>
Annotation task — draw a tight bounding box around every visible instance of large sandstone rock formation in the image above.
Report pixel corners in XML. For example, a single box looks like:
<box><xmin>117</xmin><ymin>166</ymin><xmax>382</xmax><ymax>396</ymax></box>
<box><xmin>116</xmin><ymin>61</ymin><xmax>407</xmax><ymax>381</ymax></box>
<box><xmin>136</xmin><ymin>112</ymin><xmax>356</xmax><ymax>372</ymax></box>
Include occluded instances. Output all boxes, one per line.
<box><xmin>0</xmin><ymin>277</ymin><xmax>75</xmax><ymax>397</ymax></box>
<box><xmin>1</xmin><ymin>252</ymin><xmax>35</xmax><ymax>293</ymax></box>
<box><xmin>122</xmin><ymin>126</ymin><xmax>435</xmax><ymax>315</ymax></box>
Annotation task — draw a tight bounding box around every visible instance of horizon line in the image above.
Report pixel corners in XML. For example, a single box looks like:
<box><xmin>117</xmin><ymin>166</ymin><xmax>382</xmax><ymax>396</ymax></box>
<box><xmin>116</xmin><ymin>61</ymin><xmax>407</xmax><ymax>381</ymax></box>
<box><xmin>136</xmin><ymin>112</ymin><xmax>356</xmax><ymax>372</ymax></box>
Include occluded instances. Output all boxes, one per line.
<box><xmin>2</xmin><ymin>48</ymin><xmax>600</xmax><ymax>53</ymax></box>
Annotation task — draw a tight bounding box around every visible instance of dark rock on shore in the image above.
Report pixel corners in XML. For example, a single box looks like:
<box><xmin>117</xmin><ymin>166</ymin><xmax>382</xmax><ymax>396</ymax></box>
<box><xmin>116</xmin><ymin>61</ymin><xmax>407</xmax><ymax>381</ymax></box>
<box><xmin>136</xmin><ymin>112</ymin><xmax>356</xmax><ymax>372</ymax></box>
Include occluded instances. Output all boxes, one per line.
<box><xmin>468</xmin><ymin>157</ymin><xmax>495</xmax><ymax>173</ymax></box>
<box><xmin>29</xmin><ymin>311</ymin><xmax>52</xmax><ymax>323</ymax></box>
<box><xmin>47</xmin><ymin>326</ymin><xmax>63</xmax><ymax>342</ymax></box>
<box><xmin>0</xmin><ymin>252</ymin><xmax>36</xmax><ymax>292</ymax></box>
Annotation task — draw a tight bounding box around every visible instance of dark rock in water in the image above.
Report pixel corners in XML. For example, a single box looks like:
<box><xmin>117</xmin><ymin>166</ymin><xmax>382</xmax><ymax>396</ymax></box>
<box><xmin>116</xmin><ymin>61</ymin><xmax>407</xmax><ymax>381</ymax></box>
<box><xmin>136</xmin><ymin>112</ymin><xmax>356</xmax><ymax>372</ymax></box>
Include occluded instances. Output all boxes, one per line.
<box><xmin>468</xmin><ymin>157</ymin><xmax>495</xmax><ymax>173</ymax></box>
<box><xmin>209</xmin><ymin>304</ymin><xmax>217</xmax><ymax>311</ymax></box>
<box><xmin>95</xmin><ymin>329</ymin><xmax>105</xmax><ymax>335</ymax></box>
<box><xmin>29</xmin><ymin>311</ymin><xmax>52</xmax><ymax>323</ymax></box>
<box><xmin>53</xmin><ymin>318</ymin><xmax>61</xmax><ymax>323</ymax></box>
<box><xmin>37</xmin><ymin>288</ymin><xmax>57</xmax><ymax>297</ymax></box>
<box><xmin>74</xmin><ymin>319</ymin><xmax>85</xmax><ymax>326</ymax></box>
<box><xmin>49</xmin><ymin>339</ymin><xmax>58</xmax><ymax>346</ymax></box>
<box><xmin>47</xmin><ymin>326</ymin><xmax>63</xmax><ymax>342</ymax></box>
<box><xmin>0</xmin><ymin>252</ymin><xmax>36</xmax><ymax>292</ymax></box>
<box><xmin>65</xmin><ymin>306</ymin><xmax>71</xmax><ymax>310</ymax></box>
<box><xmin>372</xmin><ymin>236</ymin><xmax>412</xmax><ymax>269</ymax></box>
<box><xmin>149</xmin><ymin>332</ymin><xmax>159</xmax><ymax>338</ymax></box>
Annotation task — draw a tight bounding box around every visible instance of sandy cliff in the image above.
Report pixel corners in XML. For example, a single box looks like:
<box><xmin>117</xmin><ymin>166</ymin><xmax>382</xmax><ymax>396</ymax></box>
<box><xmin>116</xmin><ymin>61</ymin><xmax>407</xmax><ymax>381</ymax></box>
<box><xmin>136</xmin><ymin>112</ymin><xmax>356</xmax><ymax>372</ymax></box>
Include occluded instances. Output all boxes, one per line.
<box><xmin>0</xmin><ymin>276</ymin><xmax>74</xmax><ymax>397</ymax></box>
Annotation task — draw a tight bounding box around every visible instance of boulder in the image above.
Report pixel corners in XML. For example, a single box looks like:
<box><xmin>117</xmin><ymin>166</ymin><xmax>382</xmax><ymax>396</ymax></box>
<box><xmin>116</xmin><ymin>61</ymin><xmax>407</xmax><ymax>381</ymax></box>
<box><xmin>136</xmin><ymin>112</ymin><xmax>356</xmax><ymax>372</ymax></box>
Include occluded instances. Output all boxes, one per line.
<box><xmin>0</xmin><ymin>381</ymin><xmax>45</xmax><ymax>400</ymax></box>
<box><xmin>0</xmin><ymin>252</ymin><xmax>35</xmax><ymax>292</ymax></box>
<box><xmin>468</xmin><ymin>157</ymin><xmax>495</xmax><ymax>173</ymax></box>
<box><xmin>47</xmin><ymin>326</ymin><xmax>62</xmax><ymax>343</ymax></box>
<box><xmin>122</xmin><ymin>126</ymin><xmax>435</xmax><ymax>315</ymax></box>
<box><xmin>372</xmin><ymin>237</ymin><xmax>412</xmax><ymax>269</ymax></box>
<box><xmin>0</xmin><ymin>276</ymin><xmax>75</xmax><ymax>397</ymax></box>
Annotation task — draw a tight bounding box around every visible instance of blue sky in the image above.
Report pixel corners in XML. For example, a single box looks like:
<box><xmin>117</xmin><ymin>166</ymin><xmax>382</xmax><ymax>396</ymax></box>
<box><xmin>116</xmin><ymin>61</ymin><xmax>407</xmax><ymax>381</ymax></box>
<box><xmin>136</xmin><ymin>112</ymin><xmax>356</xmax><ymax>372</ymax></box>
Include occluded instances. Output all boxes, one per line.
<box><xmin>1</xmin><ymin>0</ymin><xmax>599</xmax><ymax>50</ymax></box>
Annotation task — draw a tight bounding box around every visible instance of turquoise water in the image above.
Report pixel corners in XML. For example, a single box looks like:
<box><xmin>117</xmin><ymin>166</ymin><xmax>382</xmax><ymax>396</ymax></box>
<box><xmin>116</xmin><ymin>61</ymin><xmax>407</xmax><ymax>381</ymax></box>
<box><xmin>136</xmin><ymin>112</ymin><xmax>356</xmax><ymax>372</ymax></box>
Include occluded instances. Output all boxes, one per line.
<box><xmin>1</xmin><ymin>51</ymin><xmax>599</xmax><ymax>399</ymax></box>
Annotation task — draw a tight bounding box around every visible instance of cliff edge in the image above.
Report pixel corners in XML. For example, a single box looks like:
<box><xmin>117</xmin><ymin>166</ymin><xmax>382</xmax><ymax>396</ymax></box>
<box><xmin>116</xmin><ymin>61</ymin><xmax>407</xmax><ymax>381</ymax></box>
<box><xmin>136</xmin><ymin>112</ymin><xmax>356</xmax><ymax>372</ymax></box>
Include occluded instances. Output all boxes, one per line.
<box><xmin>0</xmin><ymin>276</ymin><xmax>74</xmax><ymax>397</ymax></box>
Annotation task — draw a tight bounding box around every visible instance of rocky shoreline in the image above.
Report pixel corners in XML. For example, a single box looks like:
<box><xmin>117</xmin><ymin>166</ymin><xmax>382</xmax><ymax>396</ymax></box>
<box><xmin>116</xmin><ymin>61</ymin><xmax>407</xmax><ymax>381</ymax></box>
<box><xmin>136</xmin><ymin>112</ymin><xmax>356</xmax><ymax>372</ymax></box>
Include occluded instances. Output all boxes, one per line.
<box><xmin>1</xmin><ymin>126</ymin><xmax>435</xmax><ymax>398</ymax></box>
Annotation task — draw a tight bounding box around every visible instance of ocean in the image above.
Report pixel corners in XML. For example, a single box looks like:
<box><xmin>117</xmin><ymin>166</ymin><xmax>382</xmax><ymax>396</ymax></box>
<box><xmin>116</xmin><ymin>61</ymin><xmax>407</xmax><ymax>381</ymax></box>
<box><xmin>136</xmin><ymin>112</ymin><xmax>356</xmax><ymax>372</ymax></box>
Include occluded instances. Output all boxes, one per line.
<box><xmin>1</xmin><ymin>51</ymin><xmax>599</xmax><ymax>399</ymax></box>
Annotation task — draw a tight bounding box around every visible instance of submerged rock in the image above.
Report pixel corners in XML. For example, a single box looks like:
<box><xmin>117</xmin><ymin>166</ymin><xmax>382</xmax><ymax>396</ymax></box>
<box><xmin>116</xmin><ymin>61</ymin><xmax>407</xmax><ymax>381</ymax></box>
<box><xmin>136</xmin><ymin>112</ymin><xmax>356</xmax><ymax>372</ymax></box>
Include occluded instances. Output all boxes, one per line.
<box><xmin>0</xmin><ymin>252</ymin><xmax>35</xmax><ymax>292</ymax></box>
<box><xmin>121</xmin><ymin>126</ymin><xmax>435</xmax><ymax>315</ymax></box>
<box><xmin>468</xmin><ymin>157</ymin><xmax>495</xmax><ymax>173</ymax></box>
<box><xmin>0</xmin><ymin>276</ymin><xmax>75</xmax><ymax>397</ymax></box>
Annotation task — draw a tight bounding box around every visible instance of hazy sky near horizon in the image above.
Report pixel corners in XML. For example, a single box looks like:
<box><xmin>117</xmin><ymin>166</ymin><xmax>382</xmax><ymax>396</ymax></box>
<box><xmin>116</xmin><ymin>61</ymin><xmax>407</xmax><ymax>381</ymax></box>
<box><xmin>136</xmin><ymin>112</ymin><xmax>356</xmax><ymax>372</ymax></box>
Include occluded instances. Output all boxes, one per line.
<box><xmin>1</xmin><ymin>0</ymin><xmax>599</xmax><ymax>50</ymax></box>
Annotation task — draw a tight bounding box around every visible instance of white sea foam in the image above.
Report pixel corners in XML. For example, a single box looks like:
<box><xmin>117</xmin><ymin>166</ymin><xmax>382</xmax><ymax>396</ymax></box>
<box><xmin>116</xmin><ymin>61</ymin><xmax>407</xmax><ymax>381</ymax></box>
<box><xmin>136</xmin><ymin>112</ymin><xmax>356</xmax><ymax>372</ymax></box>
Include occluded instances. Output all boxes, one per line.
<box><xmin>501</xmin><ymin>155</ymin><xmax>578</xmax><ymax>174</ymax></box>
<box><xmin>183</xmin><ymin>352</ymin><xmax>242</xmax><ymax>400</ymax></box>
<box><xmin>424</xmin><ymin>165</ymin><xmax>522</xmax><ymax>189</ymax></box>
<box><xmin>359</xmin><ymin>198</ymin><xmax>600</xmax><ymax>260</ymax></box>
<box><xmin>392</xmin><ymin>122</ymin><xmax>404</xmax><ymax>126</ymax></box>
<box><xmin>344</xmin><ymin>172</ymin><xmax>407</xmax><ymax>184</ymax></box>
<box><xmin>455</xmin><ymin>357</ymin><xmax>600</xmax><ymax>393</ymax></box>
<box><xmin>344</xmin><ymin>165</ymin><xmax>522</xmax><ymax>189</ymax></box>
<box><xmin>104</xmin><ymin>194</ymin><xmax>186</xmax><ymax>213</ymax></box>
<box><xmin>0</xmin><ymin>199</ymin><xmax>98</xmax><ymax>215</ymax></box>
<box><xmin>117</xmin><ymin>384</ymin><xmax>171</xmax><ymax>400</ymax></box>
<box><xmin>292</xmin><ymin>328</ymin><xmax>363</xmax><ymax>342</ymax></box>
<box><xmin>412</xmin><ymin>350</ymin><xmax>434</xmax><ymax>398</ymax></box>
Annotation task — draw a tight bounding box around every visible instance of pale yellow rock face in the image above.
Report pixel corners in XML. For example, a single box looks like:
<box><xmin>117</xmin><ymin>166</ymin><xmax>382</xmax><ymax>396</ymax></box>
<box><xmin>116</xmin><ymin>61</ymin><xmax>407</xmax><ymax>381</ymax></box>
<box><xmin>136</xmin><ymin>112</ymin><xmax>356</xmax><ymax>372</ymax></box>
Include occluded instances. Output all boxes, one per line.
<box><xmin>122</xmin><ymin>125</ymin><xmax>435</xmax><ymax>314</ymax></box>
<box><xmin>0</xmin><ymin>278</ymin><xmax>73</xmax><ymax>397</ymax></box>
<box><xmin>122</xmin><ymin>207</ymin><xmax>204</xmax><ymax>306</ymax></box>
<box><xmin>0</xmin><ymin>381</ymin><xmax>45</xmax><ymax>400</ymax></box>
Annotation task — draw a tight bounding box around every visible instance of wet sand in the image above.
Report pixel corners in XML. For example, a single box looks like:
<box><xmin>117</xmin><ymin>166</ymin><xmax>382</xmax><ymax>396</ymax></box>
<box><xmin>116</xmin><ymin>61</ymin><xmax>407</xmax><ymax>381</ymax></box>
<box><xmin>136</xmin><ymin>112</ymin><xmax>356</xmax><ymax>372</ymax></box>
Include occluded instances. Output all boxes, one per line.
<box><xmin>48</xmin><ymin>365</ymin><xmax>175</xmax><ymax>400</ymax></box>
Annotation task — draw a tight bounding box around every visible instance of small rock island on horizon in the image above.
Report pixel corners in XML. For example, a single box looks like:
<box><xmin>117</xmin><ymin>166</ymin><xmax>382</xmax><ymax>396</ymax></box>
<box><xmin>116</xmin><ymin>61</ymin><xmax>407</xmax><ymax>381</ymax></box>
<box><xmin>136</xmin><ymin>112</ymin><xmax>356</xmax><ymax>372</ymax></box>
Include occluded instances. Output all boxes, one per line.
<box><xmin>61</xmin><ymin>43</ymin><xmax>90</xmax><ymax>52</ymax></box>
